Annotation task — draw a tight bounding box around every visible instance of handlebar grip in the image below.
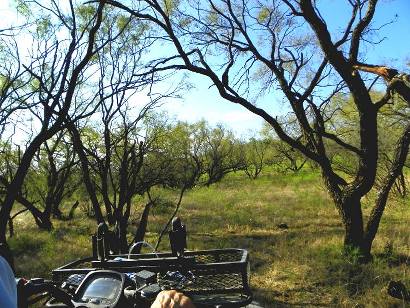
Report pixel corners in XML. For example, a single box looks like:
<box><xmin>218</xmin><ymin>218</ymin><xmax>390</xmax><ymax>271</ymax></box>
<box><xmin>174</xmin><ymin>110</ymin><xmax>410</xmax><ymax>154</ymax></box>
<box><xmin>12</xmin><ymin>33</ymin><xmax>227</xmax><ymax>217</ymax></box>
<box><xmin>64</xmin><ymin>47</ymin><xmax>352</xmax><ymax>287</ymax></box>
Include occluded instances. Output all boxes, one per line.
<box><xmin>20</xmin><ymin>280</ymin><xmax>73</xmax><ymax>308</ymax></box>
<box><xmin>47</xmin><ymin>284</ymin><xmax>73</xmax><ymax>307</ymax></box>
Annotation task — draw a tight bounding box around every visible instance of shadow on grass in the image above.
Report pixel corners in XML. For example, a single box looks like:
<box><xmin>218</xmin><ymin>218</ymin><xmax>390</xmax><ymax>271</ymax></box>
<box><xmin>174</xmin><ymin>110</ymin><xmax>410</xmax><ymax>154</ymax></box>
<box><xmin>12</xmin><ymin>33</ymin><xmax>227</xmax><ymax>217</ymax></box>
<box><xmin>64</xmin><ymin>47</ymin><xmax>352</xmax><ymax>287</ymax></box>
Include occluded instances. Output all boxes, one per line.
<box><xmin>253</xmin><ymin>288</ymin><xmax>330</xmax><ymax>307</ymax></box>
<box><xmin>375</xmin><ymin>252</ymin><xmax>410</xmax><ymax>267</ymax></box>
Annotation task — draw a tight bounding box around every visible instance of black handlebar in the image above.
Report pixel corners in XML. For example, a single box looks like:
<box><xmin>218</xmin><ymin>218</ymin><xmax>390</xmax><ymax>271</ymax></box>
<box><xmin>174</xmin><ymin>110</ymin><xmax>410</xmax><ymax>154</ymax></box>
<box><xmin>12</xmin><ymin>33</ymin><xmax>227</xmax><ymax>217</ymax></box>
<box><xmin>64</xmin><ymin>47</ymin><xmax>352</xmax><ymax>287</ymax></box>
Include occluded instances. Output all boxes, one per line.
<box><xmin>17</xmin><ymin>278</ymin><xmax>73</xmax><ymax>308</ymax></box>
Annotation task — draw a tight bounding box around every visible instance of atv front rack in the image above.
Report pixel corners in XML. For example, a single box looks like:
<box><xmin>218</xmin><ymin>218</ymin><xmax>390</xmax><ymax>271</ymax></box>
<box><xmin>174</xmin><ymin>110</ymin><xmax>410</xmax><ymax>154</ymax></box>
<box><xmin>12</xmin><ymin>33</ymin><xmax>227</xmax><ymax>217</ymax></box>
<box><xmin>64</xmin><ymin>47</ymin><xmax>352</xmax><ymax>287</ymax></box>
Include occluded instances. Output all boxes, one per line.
<box><xmin>52</xmin><ymin>249</ymin><xmax>252</xmax><ymax>306</ymax></box>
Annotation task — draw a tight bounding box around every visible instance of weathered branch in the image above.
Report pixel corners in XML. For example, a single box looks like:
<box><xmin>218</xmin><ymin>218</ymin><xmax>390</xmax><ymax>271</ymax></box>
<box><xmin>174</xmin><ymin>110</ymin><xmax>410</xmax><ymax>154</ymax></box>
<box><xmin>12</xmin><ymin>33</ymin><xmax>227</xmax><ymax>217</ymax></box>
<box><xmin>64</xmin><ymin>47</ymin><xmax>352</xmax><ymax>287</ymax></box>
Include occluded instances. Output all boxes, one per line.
<box><xmin>349</xmin><ymin>0</ymin><xmax>378</xmax><ymax>61</ymax></box>
<box><xmin>353</xmin><ymin>62</ymin><xmax>410</xmax><ymax>104</ymax></box>
<box><xmin>364</xmin><ymin>123</ymin><xmax>410</xmax><ymax>251</ymax></box>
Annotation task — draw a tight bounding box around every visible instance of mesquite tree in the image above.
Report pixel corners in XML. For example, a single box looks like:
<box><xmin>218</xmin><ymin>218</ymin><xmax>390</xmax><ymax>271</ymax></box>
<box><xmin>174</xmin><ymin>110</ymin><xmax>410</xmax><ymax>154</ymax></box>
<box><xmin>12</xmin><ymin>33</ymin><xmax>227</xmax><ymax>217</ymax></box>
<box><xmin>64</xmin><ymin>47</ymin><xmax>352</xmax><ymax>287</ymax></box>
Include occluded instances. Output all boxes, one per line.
<box><xmin>242</xmin><ymin>137</ymin><xmax>269</xmax><ymax>179</ymax></box>
<box><xmin>27</xmin><ymin>131</ymin><xmax>80</xmax><ymax>225</ymax></box>
<box><xmin>107</xmin><ymin>0</ymin><xmax>409</xmax><ymax>259</ymax></box>
<box><xmin>0</xmin><ymin>0</ymin><xmax>110</xmax><ymax>258</ymax></box>
<box><xmin>66</xmin><ymin>8</ymin><xmax>185</xmax><ymax>252</ymax></box>
<box><xmin>201</xmin><ymin>124</ymin><xmax>245</xmax><ymax>185</ymax></box>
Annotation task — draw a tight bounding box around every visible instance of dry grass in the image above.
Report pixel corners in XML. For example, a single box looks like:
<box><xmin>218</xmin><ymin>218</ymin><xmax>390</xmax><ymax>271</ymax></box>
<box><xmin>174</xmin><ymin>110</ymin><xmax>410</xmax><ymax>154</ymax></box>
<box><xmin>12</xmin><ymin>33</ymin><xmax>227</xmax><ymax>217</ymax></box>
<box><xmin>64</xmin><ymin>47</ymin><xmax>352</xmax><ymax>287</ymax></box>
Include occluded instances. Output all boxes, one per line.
<box><xmin>9</xmin><ymin>169</ymin><xmax>410</xmax><ymax>307</ymax></box>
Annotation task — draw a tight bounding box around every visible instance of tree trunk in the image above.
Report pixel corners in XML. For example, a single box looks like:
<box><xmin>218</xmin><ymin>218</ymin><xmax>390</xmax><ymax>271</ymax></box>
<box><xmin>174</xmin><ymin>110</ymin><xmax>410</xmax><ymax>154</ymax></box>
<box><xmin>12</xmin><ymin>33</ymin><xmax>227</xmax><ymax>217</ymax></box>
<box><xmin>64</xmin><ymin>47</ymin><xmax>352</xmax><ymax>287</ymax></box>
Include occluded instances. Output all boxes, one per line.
<box><xmin>116</xmin><ymin>217</ymin><xmax>129</xmax><ymax>254</ymax></box>
<box><xmin>132</xmin><ymin>201</ymin><xmax>152</xmax><ymax>253</ymax></box>
<box><xmin>43</xmin><ymin>196</ymin><xmax>54</xmax><ymax>222</ymax></box>
<box><xmin>333</xmin><ymin>194</ymin><xmax>376</xmax><ymax>262</ymax></box>
<box><xmin>393</xmin><ymin>172</ymin><xmax>407</xmax><ymax>198</ymax></box>
<box><xmin>363</xmin><ymin>124</ymin><xmax>410</xmax><ymax>256</ymax></box>
<box><xmin>67</xmin><ymin>122</ymin><xmax>104</xmax><ymax>224</ymax></box>
<box><xmin>0</xmin><ymin>133</ymin><xmax>51</xmax><ymax>242</ymax></box>
<box><xmin>52</xmin><ymin>205</ymin><xmax>63</xmax><ymax>219</ymax></box>
<box><xmin>68</xmin><ymin>201</ymin><xmax>79</xmax><ymax>219</ymax></box>
<box><xmin>340</xmin><ymin>196</ymin><xmax>365</xmax><ymax>250</ymax></box>
<box><xmin>8</xmin><ymin>217</ymin><xmax>13</xmax><ymax>238</ymax></box>
<box><xmin>102</xmin><ymin>127</ymin><xmax>114</xmax><ymax>225</ymax></box>
<box><xmin>17</xmin><ymin>194</ymin><xmax>53</xmax><ymax>231</ymax></box>
<box><xmin>0</xmin><ymin>242</ymin><xmax>15</xmax><ymax>272</ymax></box>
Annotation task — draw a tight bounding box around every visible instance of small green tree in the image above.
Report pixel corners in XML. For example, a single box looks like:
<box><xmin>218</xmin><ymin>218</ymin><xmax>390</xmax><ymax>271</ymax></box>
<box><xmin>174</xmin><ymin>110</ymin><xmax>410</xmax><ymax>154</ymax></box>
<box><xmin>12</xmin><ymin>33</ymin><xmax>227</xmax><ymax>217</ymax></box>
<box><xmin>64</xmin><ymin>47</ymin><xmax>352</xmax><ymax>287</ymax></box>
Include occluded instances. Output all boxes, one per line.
<box><xmin>201</xmin><ymin>124</ymin><xmax>244</xmax><ymax>185</ymax></box>
<box><xmin>242</xmin><ymin>137</ymin><xmax>269</xmax><ymax>179</ymax></box>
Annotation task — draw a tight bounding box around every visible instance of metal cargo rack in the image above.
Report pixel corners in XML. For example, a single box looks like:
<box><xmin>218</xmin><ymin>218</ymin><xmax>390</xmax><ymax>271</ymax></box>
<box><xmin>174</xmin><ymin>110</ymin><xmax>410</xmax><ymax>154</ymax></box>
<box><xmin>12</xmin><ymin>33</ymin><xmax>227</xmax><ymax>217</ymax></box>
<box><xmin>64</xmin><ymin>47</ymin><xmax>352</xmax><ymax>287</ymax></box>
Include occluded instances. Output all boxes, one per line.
<box><xmin>52</xmin><ymin>248</ymin><xmax>252</xmax><ymax>307</ymax></box>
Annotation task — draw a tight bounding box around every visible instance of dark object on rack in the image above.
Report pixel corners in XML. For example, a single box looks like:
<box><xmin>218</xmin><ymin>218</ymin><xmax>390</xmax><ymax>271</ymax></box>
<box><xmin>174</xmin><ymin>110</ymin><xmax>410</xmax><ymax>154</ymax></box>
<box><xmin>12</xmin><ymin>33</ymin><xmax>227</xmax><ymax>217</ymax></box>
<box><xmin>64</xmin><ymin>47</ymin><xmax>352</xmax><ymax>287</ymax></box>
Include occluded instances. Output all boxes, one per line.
<box><xmin>96</xmin><ymin>223</ymin><xmax>108</xmax><ymax>261</ymax></box>
<box><xmin>169</xmin><ymin>217</ymin><xmax>187</xmax><ymax>257</ymax></box>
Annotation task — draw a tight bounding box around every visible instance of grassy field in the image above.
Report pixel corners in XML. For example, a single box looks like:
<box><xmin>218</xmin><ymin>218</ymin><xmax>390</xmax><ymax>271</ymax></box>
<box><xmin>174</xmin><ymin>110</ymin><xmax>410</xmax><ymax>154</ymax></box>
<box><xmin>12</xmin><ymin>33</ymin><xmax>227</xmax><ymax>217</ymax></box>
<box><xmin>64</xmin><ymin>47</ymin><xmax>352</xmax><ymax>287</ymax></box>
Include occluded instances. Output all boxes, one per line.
<box><xmin>9</xmin><ymin>170</ymin><xmax>410</xmax><ymax>307</ymax></box>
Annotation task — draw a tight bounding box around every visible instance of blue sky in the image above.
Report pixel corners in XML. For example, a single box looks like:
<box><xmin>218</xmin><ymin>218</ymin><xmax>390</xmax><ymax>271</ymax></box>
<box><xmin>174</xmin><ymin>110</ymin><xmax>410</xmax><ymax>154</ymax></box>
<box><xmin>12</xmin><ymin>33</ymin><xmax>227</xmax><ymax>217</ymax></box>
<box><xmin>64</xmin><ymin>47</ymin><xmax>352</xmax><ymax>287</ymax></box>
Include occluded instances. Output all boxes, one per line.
<box><xmin>319</xmin><ymin>0</ymin><xmax>410</xmax><ymax>66</ymax></box>
<box><xmin>1</xmin><ymin>0</ymin><xmax>409</xmax><ymax>137</ymax></box>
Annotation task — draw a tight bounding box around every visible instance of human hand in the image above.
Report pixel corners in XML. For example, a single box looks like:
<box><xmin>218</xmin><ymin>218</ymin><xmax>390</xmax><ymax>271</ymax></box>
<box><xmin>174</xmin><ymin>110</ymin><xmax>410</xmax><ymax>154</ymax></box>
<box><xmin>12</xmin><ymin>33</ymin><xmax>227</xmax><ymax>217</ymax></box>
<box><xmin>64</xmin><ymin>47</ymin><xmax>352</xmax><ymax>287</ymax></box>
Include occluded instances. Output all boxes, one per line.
<box><xmin>150</xmin><ymin>290</ymin><xmax>196</xmax><ymax>308</ymax></box>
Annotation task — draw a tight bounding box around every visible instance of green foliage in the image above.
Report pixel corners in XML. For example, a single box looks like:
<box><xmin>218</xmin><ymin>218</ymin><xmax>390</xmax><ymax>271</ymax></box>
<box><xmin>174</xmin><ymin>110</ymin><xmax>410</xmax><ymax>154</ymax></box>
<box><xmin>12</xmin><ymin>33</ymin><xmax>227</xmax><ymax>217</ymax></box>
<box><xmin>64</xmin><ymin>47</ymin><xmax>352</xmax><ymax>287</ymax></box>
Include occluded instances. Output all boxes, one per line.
<box><xmin>134</xmin><ymin>22</ymin><xmax>150</xmax><ymax>38</ymax></box>
<box><xmin>30</xmin><ymin>78</ymin><xmax>41</xmax><ymax>92</ymax></box>
<box><xmin>257</xmin><ymin>7</ymin><xmax>271</xmax><ymax>23</ymax></box>
<box><xmin>75</xmin><ymin>4</ymin><xmax>96</xmax><ymax>21</ymax></box>
<box><xmin>79</xmin><ymin>126</ymin><xmax>101</xmax><ymax>146</ymax></box>
<box><xmin>0</xmin><ymin>75</ymin><xmax>11</xmax><ymax>96</ymax></box>
<box><xmin>178</xmin><ymin>17</ymin><xmax>193</xmax><ymax>28</ymax></box>
<box><xmin>150</xmin><ymin>196</ymin><xmax>175</xmax><ymax>215</ymax></box>
<box><xmin>163</xmin><ymin>0</ymin><xmax>180</xmax><ymax>16</ymax></box>
<box><xmin>206</xmin><ymin>10</ymin><xmax>219</xmax><ymax>25</ymax></box>
<box><xmin>35</xmin><ymin>17</ymin><xmax>52</xmax><ymax>37</ymax></box>
<box><xmin>74</xmin><ymin>3</ymin><xmax>98</xmax><ymax>33</ymax></box>
<box><xmin>0</xmin><ymin>143</ymin><xmax>21</xmax><ymax>181</ymax></box>
<box><xmin>13</xmin><ymin>0</ymin><xmax>31</xmax><ymax>17</ymax></box>
<box><xmin>116</xmin><ymin>14</ymin><xmax>130</xmax><ymax>32</ymax></box>
<box><xmin>242</xmin><ymin>137</ymin><xmax>269</xmax><ymax>179</ymax></box>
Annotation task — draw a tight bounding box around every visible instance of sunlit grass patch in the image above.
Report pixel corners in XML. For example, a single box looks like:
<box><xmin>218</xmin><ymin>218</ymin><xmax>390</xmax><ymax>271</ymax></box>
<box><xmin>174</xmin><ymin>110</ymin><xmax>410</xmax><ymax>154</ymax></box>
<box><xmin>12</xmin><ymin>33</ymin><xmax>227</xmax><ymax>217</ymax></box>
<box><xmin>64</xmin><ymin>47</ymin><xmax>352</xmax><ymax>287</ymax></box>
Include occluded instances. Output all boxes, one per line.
<box><xmin>10</xmin><ymin>216</ymin><xmax>95</xmax><ymax>278</ymax></box>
